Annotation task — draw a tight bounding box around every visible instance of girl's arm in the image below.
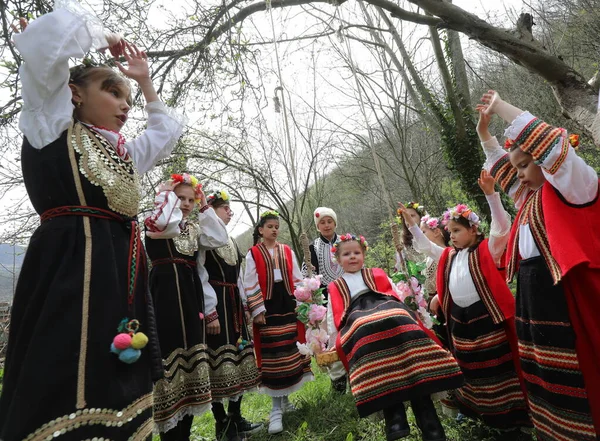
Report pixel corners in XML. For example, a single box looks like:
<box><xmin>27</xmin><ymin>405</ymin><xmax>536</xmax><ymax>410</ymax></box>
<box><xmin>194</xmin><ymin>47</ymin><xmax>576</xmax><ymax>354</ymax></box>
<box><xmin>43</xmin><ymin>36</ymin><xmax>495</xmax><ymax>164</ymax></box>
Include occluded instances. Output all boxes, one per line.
<box><xmin>198</xmin><ymin>250</ymin><xmax>219</xmax><ymax>326</ymax></box>
<box><xmin>407</xmin><ymin>225</ymin><xmax>445</xmax><ymax>262</ymax></box>
<box><xmin>481</xmin><ymin>91</ymin><xmax>598</xmax><ymax>205</ymax></box>
<box><xmin>326</xmin><ymin>301</ymin><xmax>338</xmax><ymax>348</ymax></box>
<box><xmin>291</xmin><ymin>250</ymin><xmax>304</xmax><ymax>287</ymax></box>
<box><xmin>243</xmin><ymin>251</ymin><xmax>266</xmax><ymax>319</ymax></box>
<box><xmin>478</xmin><ymin>169</ymin><xmax>511</xmax><ymax>264</ymax></box>
<box><xmin>144</xmin><ymin>189</ymin><xmax>183</xmax><ymax>239</ymax></box>
<box><xmin>13</xmin><ymin>5</ymin><xmax>109</xmax><ymax>149</ymax></box>
<box><xmin>197</xmin><ymin>207</ymin><xmax>229</xmax><ymax>250</ymax></box>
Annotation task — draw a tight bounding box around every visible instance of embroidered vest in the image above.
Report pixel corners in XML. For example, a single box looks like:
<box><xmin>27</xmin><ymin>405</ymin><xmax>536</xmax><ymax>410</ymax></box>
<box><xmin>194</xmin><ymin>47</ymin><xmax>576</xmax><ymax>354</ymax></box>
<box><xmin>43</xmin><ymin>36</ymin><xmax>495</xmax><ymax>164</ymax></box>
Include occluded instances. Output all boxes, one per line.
<box><xmin>437</xmin><ymin>240</ymin><xmax>515</xmax><ymax>325</ymax></box>
<box><xmin>250</xmin><ymin>242</ymin><xmax>295</xmax><ymax>300</ymax></box>
<box><xmin>506</xmin><ymin>180</ymin><xmax>600</xmax><ymax>284</ymax></box>
<box><xmin>328</xmin><ymin>268</ymin><xmax>399</xmax><ymax>330</ymax></box>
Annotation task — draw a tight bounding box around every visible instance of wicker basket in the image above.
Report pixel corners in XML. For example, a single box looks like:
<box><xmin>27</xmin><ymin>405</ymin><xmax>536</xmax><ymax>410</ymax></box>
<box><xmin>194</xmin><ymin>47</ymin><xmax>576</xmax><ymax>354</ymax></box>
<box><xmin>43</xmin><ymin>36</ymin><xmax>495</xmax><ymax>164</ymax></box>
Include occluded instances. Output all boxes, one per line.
<box><xmin>316</xmin><ymin>350</ymin><xmax>339</xmax><ymax>366</ymax></box>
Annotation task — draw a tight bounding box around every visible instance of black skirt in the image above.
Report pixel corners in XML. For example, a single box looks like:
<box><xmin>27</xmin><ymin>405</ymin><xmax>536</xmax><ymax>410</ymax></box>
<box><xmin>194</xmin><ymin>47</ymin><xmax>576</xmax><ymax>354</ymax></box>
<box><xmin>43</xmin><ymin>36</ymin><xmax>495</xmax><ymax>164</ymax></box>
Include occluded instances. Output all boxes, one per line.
<box><xmin>255</xmin><ymin>282</ymin><xmax>312</xmax><ymax>396</ymax></box>
<box><xmin>516</xmin><ymin>256</ymin><xmax>596</xmax><ymax>440</ymax></box>
<box><xmin>447</xmin><ymin>300</ymin><xmax>531</xmax><ymax>429</ymax></box>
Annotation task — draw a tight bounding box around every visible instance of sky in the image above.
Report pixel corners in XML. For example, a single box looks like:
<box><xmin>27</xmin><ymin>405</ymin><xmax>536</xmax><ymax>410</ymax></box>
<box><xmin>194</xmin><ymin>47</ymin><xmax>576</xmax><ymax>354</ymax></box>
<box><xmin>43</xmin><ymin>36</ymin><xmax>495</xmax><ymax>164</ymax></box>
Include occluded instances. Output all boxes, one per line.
<box><xmin>0</xmin><ymin>0</ymin><xmax>529</xmax><ymax>243</ymax></box>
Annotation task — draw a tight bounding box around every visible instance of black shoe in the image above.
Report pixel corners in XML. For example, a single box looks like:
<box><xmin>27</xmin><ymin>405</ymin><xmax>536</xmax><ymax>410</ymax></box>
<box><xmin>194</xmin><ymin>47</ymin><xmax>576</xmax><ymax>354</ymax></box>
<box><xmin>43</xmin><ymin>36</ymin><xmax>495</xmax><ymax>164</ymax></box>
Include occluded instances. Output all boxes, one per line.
<box><xmin>232</xmin><ymin>416</ymin><xmax>263</xmax><ymax>435</ymax></box>
<box><xmin>410</xmin><ymin>396</ymin><xmax>446</xmax><ymax>441</ymax></box>
<box><xmin>331</xmin><ymin>375</ymin><xmax>348</xmax><ymax>393</ymax></box>
<box><xmin>383</xmin><ymin>405</ymin><xmax>411</xmax><ymax>440</ymax></box>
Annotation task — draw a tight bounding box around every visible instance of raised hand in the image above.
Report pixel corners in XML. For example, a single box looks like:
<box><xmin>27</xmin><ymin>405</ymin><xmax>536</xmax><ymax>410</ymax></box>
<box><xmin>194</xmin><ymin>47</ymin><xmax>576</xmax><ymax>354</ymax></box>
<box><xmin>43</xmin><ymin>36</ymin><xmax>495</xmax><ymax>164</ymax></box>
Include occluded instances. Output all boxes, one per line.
<box><xmin>197</xmin><ymin>187</ymin><xmax>207</xmax><ymax>207</ymax></box>
<box><xmin>477</xmin><ymin>169</ymin><xmax>496</xmax><ymax>196</ymax></box>
<box><xmin>115</xmin><ymin>41</ymin><xmax>150</xmax><ymax>84</ymax></box>
<box><xmin>480</xmin><ymin>90</ymin><xmax>501</xmax><ymax>115</ymax></box>
<box><xmin>397</xmin><ymin>202</ymin><xmax>417</xmax><ymax>227</ymax></box>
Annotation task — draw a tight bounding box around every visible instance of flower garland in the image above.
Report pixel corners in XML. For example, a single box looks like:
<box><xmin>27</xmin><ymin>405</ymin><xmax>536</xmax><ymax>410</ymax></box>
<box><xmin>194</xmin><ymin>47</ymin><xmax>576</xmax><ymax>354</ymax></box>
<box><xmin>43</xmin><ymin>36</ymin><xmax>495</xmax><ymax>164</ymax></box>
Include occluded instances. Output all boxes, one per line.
<box><xmin>441</xmin><ymin>204</ymin><xmax>480</xmax><ymax>228</ymax></box>
<box><xmin>293</xmin><ymin>275</ymin><xmax>329</xmax><ymax>356</ymax></box>
<box><xmin>420</xmin><ymin>215</ymin><xmax>441</xmax><ymax>230</ymax></box>
<box><xmin>330</xmin><ymin>233</ymin><xmax>368</xmax><ymax>258</ymax></box>
<box><xmin>163</xmin><ymin>173</ymin><xmax>203</xmax><ymax>203</ymax></box>
<box><xmin>260</xmin><ymin>210</ymin><xmax>279</xmax><ymax>218</ymax></box>
<box><xmin>206</xmin><ymin>189</ymin><xmax>230</xmax><ymax>203</ymax></box>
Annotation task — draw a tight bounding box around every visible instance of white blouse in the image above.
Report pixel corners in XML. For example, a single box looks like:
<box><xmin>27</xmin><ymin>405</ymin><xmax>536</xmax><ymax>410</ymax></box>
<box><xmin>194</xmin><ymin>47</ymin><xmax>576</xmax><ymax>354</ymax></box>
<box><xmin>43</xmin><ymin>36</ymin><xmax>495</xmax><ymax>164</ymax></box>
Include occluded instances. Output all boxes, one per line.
<box><xmin>483</xmin><ymin>112</ymin><xmax>598</xmax><ymax>259</ymax></box>
<box><xmin>408</xmin><ymin>193</ymin><xmax>511</xmax><ymax>308</ymax></box>
<box><xmin>13</xmin><ymin>5</ymin><xmax>186</xmax><ymax>175</ymax></box>
<box><xmin>243</xmin><ymin>246</ymin><xmax>303</xmax><ymax>318</ymax></box>
<box><xmin>325</xmin><ymin>271</ymin><xmax>404</xmax><ymax>347</ymax></box>
<box><xmin>144</xmin><ymin>190</ymin><xmax>229</xmax><ymax>315</ymax></box>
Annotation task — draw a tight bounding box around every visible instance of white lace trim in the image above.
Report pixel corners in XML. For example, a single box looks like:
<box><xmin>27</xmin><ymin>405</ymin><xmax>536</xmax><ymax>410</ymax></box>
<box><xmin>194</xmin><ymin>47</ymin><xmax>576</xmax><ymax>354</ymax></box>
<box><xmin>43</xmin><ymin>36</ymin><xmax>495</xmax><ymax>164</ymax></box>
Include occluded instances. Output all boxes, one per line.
<box><xmin>153</xmin><ymin>402</ymin><xmax>211</xmax><ymax>434</ymax></box>
<box><xmin>503</xmin><ymin>111</ymin><xmax>534</xmax><ymax>140</ymax></box>
<box><xmin>55</xmin><ymin>0</ymin><xmax>108</xmax><ymax>49</ymax></box>
<box><xmin>259</xmin><ymin>372</ymin><xmax>314</xmax><ymax>397</ymax></box>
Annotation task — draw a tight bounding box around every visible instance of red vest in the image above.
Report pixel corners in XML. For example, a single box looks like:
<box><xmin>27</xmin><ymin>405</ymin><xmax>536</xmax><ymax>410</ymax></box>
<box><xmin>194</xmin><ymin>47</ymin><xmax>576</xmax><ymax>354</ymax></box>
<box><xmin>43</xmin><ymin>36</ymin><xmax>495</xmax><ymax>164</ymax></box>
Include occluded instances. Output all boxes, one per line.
<box><xmin>437</xmin><ymin>239</ymin><xmax>515</xmax><ymax>324</ymax></box>
<box><xmin>506</xmin><ymin>180</ymin><xmax>600</xmax><ymax>283</ymax></box>
<box><xmin>328</xmin><ymin>268</ymin><xmax>399</xmax><ymax>330</ymax></box>
<box><xmin>250</xmin><ymin>242</ymin><xmax>295</xmax><ymax>300</ymax></box>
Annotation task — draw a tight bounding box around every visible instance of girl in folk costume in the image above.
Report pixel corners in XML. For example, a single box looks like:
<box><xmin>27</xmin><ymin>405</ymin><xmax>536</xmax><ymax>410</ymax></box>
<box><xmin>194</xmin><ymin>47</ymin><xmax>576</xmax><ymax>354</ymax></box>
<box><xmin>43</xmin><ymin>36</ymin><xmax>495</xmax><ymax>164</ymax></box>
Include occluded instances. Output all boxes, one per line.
<box><xmin>303</xmin><ymin>207</ymin><xmax>347</xmax><ymax>392</ymax></box>
<box><xmin>200</xmin><ymin>190</ymin><xmax>262</xmax><ymax>441</ymax></box>
<box><xmin>144</xmin><ymin>174</ymin><xmax>228</xmax><ymax>439</ymax></box>
<box><xmin>399</xmin><ymin>201</ymin><xmax>428</xmax><ymax>263</ymax></box>
<box><xmin>327</xmin><ymin>234</ymin><xmax>464</xmax><ymax>441</ymax></box>
<box><xmin>477</xmin><ymin>90</ymin><xmax>600</xmax><ymax>440</ymax></box>
<box><xmin>243</xmin><ymin>210</ymin><xmax>313</xmax><ymax>435</ymax></box>
<box><xmin>408</xmin><ymin>182</ymin><xmax>531</xmax><ymax>431</ymax></box>
<box><xmin>0</xmin><ymin>3</ymin><xmax>185</xmax><ymax>440</ymax></box>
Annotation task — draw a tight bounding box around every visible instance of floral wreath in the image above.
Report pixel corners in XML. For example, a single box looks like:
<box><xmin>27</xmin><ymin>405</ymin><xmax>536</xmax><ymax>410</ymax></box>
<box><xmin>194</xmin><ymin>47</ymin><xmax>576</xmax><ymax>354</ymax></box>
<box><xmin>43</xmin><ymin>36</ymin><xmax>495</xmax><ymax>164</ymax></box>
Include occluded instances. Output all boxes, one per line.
<box><xmin>206</xmin><ymin>189</ymin><xmax>230</xmax><ymax>204</ymax></box>
<box><xmin>260</xmin><ymin>210</ymin><xmax>280</xmax><ymax>218</ymax></box>
<box><xmin>420</xmin><ymin>215</ymin><xmax>441</xmax><ymax>230</ymax></box>
<box><xmin>397</xmin><ymin>201</ymin><xmax>425</xmax><ymax>221</ymax></box>
<box><xmin>442</xmin><ymin>204</ymin><xmax>480</xmax><ymax>228</ymax></box>
<box><xmin>330</xmin><ymin>233</ymin><xmax>369</xmax><ymax>257</ymax></box>
<box><xmin>160</xmin><ymin>173</ymin><xmax>203</xmax><ymax>203</ymax></box>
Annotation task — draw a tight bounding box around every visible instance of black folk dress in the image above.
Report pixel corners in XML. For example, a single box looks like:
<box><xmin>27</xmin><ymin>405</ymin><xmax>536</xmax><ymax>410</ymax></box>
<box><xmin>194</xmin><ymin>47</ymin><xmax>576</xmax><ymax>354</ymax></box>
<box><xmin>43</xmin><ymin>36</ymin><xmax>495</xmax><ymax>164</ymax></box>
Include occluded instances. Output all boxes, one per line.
<box><xmin>204</xmin><ymin>239</ymin><xmax>261</xmax><ymax>401</ymax></box>
<box><xmin>0</xmin><ymin>124</ymin><xmax>162</xmax><ymax>441</ymax></box>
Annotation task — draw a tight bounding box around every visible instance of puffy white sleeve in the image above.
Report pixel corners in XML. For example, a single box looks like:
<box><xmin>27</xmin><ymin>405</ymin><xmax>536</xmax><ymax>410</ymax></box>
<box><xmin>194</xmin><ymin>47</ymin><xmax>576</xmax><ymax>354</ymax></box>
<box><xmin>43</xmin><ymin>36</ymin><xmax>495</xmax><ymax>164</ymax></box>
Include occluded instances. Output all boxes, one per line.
<box><xmin>144</xmin><ymin>190</ymin><xmax>182</xmax><ymax>239</ymax></box>
<box><xmin>505</xmin><ymin>112</ymin><xmax>598</xmax><ymax>205</ymax></box>
<box><xmin>243</xmin><ymin>251</ymin><xmax>266</xmax><ymax>318</ymax></box>
<box><xmin>291</xmin><ymin>250</ymin><xmax>304</xmax><ymax>287</ymax></box>
<box><xmin>327</xmin><ymin>301</ymin><xmax>337</xmax><ymax>347</ymax></box>
<box><xmin>124</xmin><ymin>101</ymin><xmax>187</xmax><ymax>174</ymax></box>
<box><xmin>408</xmin><ymin>225</ymin><xmax>444</xmax><ymax>262</ymax></box>
<box><xmin>197</xmin><ymin>207</ymin><xmax>229</xmax><ymax>250</ymax></box>
<box><xmin>197</xmin><ymin>249</ymin><xmax>218</xmax><ymax>319</ymax></box>
<box><xmin>485</xmin><ymin>192</ymin><xmax>512</xmax><ymax>266</ymax></box>
<box><xmin>237</xmin><ymin>271</ymin><xmax>247</xmax><ymax>308</ymax></box>
<box><xmin>14</xmin><ymin>5</ymin><xmax>108</xmax><ymax>149</ymax></box>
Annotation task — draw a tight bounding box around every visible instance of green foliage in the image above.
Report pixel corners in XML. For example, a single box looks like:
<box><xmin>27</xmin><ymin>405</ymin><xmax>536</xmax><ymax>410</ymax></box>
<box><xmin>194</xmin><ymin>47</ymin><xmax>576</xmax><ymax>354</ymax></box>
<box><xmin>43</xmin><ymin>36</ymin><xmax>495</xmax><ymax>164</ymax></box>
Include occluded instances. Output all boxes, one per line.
<box><xmin>391</xmin><ymin>260</ymin><xmax>426</xmax><ymax>284</ymax></box>
<box><xmin>150</xmin><ymin>366</ymin><xmax>534</xmax><ymax>441</ymax></box>
<box><xmin>363</xmin><ymin>221</ymin><xmax>396</xmax><ymax>273</ymax></box>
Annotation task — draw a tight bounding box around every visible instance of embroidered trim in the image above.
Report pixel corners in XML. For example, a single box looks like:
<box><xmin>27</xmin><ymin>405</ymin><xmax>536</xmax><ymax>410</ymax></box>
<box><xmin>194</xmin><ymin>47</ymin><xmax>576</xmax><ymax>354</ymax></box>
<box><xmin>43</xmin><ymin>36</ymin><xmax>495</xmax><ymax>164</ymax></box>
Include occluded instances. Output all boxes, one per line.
<box><xmin>172</xmin><ymin>221</ymin><xmax>199</xmax><ymax>256</ymax></box>
<box><xmin>490</xmin><ymin>153</ymin><xmax>518</xmax><ymax>193</ymax></box>
<box><xmin>546</xmin><ymin>137</ymin><xmax>569</xmax><ymax>175</ymax></box>
<box><xmin>332</xmin><ymin>278</ymin><xmax>352</xmax><ymax>329</ymax></box>
<box><xmin>67</xmin><ymin>124</ymin><xmax>91</xmax><ymax>409</ymax></box>
<box><xmin>215</xmin><ymin>237</ymin><xmax>239</xmax><ymax>266</ymax></box>
<box><xmin>205</xmin><ymin>311</ymin><xmax>219</xmax><ymax>323</ymax></box>
<box><xmin>23</xmin><ymin>394</ymin><xmax>153</xmax><ymax>441</ymax></box>
<box><xmin>130</xmin><ymin>417</ymin><xmax>153</xmax><ymax>440</ymax></box>
<box><xmin>441</xmin><ymin>249</ymin><xmax>456</xmax><ymax>321</ymax></box>
<box><xmin>468</xmin><ymin>246</ymin><xmax>504</xmax><ymax>324</ymax></box>
<box><xmin>314</xmin><ymin>236</ymin><xmax>342</xmax><ymax>284</ymax></box>
<box><xmin>72</xmin><ymin>122</ymin><xmax>140</xmax><ymax>217</ymax></box>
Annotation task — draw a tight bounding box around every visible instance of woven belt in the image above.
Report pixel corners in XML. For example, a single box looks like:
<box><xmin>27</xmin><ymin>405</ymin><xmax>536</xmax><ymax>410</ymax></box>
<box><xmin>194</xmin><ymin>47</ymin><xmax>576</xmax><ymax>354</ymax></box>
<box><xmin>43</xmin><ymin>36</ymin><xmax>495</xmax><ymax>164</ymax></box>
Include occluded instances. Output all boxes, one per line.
<box><xmin>210</xmin><ymin>280</ymin><xmax>243</xmax><ymax>333</ymax></box>
<box><xmin>151</xmin><ymin>257</ymin><xmax>196</xmax><ymax>267</ymax></box>
<box><xmin>41</xmin><ymin>205</ymin><xmax>143</xmax><ymax>308</ymax></box>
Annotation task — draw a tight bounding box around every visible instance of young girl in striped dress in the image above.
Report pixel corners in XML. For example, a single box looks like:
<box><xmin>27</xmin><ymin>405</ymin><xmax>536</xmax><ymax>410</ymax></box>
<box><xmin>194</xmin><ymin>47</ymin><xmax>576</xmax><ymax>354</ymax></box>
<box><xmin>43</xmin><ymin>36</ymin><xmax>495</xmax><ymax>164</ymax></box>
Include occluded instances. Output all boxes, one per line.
<box><xmin>327</xmin><ymin>234</ymin><xmax>464</xmax><ymax>441</ymax></box>
<box><xmin>243</xmin><ymin>210</ymin><xmax>313</xmax><ymax>434</ymax></box>
<box><xmin>477</xmin><ymin>90</ymin><xmax>600</xmax><ymax>440</ymax></box>
<box><xmin>399</xmin><ymin>175</ymin><xmax>531</xmax><ymax>433</ymax></box>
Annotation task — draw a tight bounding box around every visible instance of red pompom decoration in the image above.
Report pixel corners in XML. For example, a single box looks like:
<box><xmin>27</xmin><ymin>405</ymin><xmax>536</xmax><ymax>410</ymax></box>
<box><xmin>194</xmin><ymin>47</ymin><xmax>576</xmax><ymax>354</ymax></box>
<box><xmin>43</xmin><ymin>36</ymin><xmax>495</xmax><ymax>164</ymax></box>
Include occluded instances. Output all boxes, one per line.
<box><xmin>113</xmin><ymin>333</ymin><xmax>132</xmax><ymax>350</ymax></box>
<box><xmin>315</xmin><ymin>213</ymin><xmax>320</xmax><ymax>218</ymax></box>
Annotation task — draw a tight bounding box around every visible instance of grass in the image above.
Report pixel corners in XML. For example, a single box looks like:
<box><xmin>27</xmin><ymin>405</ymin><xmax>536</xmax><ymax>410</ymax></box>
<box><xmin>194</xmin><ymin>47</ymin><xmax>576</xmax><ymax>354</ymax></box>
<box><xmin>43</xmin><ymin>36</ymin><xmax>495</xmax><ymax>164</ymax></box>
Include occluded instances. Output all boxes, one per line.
<box><xmin>154</xmin><ymin>363</ymin><xmax>534</xmax><ymax>441</ymax></box>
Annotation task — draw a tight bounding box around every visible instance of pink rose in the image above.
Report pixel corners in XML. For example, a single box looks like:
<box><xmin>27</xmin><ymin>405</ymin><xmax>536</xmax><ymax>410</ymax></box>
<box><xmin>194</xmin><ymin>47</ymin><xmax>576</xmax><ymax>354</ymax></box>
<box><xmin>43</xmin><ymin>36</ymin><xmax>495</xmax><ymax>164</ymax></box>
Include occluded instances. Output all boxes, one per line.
<box><xmin>294</xmin><ymin>286</ymin><xmax>312</xmax><ymax>302</ymax></box>
<box><xmin>308</xmin><ymin>304</ymin><xmax>327</xmax><ymax>325</ymax></box>
<box><xmin>305</xmin><ymin>276</ymin><xmax>322</xmax><ymax>291</ymax></box>
<box><xmin>396</xmin><ymin>281</ymin><xmax>411</xmax><ymax>301</ymax></box>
